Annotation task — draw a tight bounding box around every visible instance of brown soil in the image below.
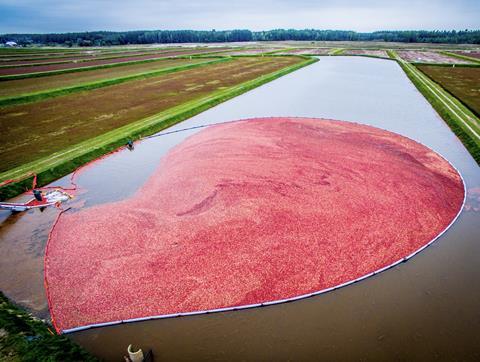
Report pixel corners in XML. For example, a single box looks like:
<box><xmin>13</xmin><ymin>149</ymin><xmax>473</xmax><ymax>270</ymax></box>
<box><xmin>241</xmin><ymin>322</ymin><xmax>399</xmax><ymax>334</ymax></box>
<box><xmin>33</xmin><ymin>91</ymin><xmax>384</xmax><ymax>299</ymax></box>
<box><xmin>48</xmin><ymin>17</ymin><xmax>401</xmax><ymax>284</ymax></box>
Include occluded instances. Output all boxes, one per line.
<box><xmin>0</xmin><ymin>51</ymin><xmax>89</xmax><ymax>58</ymax></box>
<box><xmin>0</xmin><ymin>58</ymin><xmax>209</xmax><ymax>98</ymax></box>
<box><xmin>0</xmin><ymin>57</ymin><xmax>301</xmax><ymax>172</ymax></box>
<box><xmin>344</xmin><ymin>49</ymin><xmax>389</xmax><ymax>58</ymax></box>
<box><xmin>278</xmin><ymin>48</ymin><xmax>330</xmax><ymax>55</ymax></box>
<box><xmin>454</xmin><ymin>51</ymin><xmax>480</xmax><ymax>60</ymax></box>
<box><xmin>0</xmin><ymin>48</ymin><xmax>205</xmax><ymax>66</ymax></box>
<box><xmin>0</xmin><ymin>51</ymin><xmax>169</xmax><ymax>66</ymax></box>
<box><xmin>0</xmin><ymin>48</ymin><xmax>230</xmax><ymax>76</ymax></box>
<box><xmin>397</xmin><ymin>51</ymin><xmax>473</xmax><ymax>64</ymax></box>
<box><xmin>417</xmin><ymin>65</ymin><xmax>480</xmax><ymax>117</ymax></box>
<box><xmin>222</xmin><ymin>48</ymin><xmax>281</xmax><ymax>55</ymax></box>
<box><xmin>0</xmin><ymin>48</ymin><xmax>175</xmax><ymax>59</ymax></box>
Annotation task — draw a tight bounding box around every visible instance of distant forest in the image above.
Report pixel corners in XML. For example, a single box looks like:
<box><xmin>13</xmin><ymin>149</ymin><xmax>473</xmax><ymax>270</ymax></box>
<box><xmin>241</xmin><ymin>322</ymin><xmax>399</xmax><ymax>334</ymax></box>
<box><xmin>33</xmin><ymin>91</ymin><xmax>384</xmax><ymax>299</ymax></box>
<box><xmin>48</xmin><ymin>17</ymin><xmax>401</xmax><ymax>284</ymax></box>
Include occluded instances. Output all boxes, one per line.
<box><xmin>1</xmin><ymin>29</ymin><xmax>480</xmax><ymax>46</ymax></box>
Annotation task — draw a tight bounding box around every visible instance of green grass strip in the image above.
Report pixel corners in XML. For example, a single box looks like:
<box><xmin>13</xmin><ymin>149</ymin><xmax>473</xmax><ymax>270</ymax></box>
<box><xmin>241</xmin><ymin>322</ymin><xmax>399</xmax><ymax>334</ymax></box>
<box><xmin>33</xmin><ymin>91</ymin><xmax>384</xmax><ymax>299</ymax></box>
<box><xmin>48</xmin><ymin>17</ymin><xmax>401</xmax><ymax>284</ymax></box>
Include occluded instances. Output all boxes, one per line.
<box><xmin>228</xmin><ymin>54</ymin><xmax>312</xmax><ymax>60</ymax></box>
<box><xmin>415</xmin><ymin>66</ymin><xmax>480</xmax><ymax>120</ymax></box>
<box><xmin>0</xmin><ymin>47</ymin><xmax>168</xmax><ymax>55</ymax></box>
<box><xmin>392</xmin><ymin>51</ymin><xmax>480</xmax><ymax>135</ymax></box>
<box><xmin>0</xmin><ymin>48</ymin><xmax>82</xmax><ymax>54</ymax></box>
<box><xmin>390</xmin><ymin>50</ymin><xmax>480</xmax><ymax>164</ymax></box>
<box><xmin>440</xmin><ymin>51</ymin><xmax>480</xmax><ymax>64</ymax></box>
<box><xmin>328</xmin><ymin>48</ymin><xmax>345</xmax><ymax>55</ymax></box>
<box><xmin>386</xmin><ymin>49</ymin><xmax>396</xmax><ymax>59</ymax></box>
<box><xmin>0</xmin><ymin>47</ymin><xmax>177</xmax><ymax>62</ymax></box>
<box><xmin>0</xmin><ymin>59</ymin><xmax>78</xmax><ymax>68</ymax></box>
<box><xmin>410</xmin><ymin>61</ymin><xmax>480</xmax><ymax>68</ymax></box>
<box><xmin>0</xmin><ymin>51</ymin><xmax>167</xmax><ymax>69</ymax></box>
<box><xmin>0</xmin><ymin>292</ymin><xmax>97</xmax><ymax>361</ymax></box>
<box><xmin>0</xmin><ymin>58</ymin><xmax>229</xmax><ymax>107</ymax></box>
<box><xmin>0</xmin><ymin>57</ymin><xmax>181</xmax><ymax>81</ymax></box>
<box><xmin>0</xmin><ymin>49</ymin><xmax>230</xmax><ymax>82</ymax></box>
<box><xmin>0</xmin><ymin>48</ymin><xmax>214</xmax><ymax>69</ymax></box>
<box><xmin>341</xmin><ymin>54</ymin><xmax>393</xmax><ymax>61</ymax></box>
<box><xmin>0</xmin><ymin>57</ymin><xmax>318</xmax><ymax>199</ymax></box>
<box><xmin>178</xmin><ymin>54</ymin><xmax>228</xmax><ymax>59</ymax></box>
<box><xmin>264</xmin><ymin>48</ymin><xmax>296</xmax><ymax>55</ymax></box>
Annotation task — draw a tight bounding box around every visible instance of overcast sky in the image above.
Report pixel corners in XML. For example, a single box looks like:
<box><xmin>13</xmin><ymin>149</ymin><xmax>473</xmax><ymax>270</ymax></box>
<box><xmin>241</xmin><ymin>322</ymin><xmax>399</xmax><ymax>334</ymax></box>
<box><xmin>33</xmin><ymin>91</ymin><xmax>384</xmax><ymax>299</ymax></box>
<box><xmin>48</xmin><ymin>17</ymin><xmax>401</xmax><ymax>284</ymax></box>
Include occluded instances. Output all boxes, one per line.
<box><xmin>1</xmin><ymin>0</ymin><xmax>479</xmax><ymax>34</ymax></box>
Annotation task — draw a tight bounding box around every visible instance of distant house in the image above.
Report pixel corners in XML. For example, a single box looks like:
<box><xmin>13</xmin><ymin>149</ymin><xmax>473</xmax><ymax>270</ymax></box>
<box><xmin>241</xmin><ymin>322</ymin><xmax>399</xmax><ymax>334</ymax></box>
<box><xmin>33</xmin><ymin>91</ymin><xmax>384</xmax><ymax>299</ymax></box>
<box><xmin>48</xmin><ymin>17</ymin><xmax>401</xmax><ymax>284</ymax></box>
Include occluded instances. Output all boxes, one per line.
<box><xmin>5</xmin><ymin>41</ymin><xmax>17</xmax><ymax>47</ymax></box>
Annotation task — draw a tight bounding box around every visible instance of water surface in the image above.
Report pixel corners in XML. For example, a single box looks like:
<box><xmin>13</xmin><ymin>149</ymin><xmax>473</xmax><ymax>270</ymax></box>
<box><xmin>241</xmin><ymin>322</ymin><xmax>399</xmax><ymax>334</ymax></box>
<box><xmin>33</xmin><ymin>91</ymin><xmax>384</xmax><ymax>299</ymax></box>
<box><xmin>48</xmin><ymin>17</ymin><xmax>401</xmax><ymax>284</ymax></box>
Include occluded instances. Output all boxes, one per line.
<box><xmin>1</xmin><ymin>56</ymin><xmax>479</xmax><ymax>360</ymax></box>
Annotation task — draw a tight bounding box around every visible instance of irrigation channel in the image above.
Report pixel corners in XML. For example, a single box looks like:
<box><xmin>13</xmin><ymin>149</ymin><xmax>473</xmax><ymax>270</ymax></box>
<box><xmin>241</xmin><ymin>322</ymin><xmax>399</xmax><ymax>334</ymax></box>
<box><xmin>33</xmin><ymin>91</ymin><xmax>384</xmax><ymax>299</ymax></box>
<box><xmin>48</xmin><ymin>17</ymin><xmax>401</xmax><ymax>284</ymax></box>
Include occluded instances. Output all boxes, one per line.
<box><xmin>1</xmin><ymin>56</ymin><xmax>479</xmax><ymax>360</ymax></box>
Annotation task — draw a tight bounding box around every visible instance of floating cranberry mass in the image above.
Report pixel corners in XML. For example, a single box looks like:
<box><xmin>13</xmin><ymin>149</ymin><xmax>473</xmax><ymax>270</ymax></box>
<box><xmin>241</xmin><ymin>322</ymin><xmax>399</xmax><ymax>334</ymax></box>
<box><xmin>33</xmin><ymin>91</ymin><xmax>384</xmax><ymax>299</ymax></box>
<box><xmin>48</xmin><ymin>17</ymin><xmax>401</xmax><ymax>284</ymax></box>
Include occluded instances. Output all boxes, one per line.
<box><xmin>45</xmin><ymin>117</ymin><xmax>465</xmax><ymax>332</ymax></box>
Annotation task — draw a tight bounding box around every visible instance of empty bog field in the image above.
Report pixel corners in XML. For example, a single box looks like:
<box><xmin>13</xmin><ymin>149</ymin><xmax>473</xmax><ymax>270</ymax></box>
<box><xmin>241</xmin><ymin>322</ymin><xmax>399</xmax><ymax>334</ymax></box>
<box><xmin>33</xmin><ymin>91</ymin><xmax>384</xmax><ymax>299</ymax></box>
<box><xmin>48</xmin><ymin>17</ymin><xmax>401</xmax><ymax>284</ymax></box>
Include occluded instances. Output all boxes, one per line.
<box><xmin>0</xmin><ymin>56</ymin><xmax>301</xmax><ymax>172</ymax></box>
<box><xmin>417</xmin><ymin>65</ymin><xmax>480</xmax><ymax>117</ymax></box>
<box><xmin>397</xmin><ymin>50</ymin><xmax>473</xmax><ymax>64</ymax></box>
<box><xmin>453</xmin><ymin>51</ymin><xmax>480</xmax><ymax>60</ymax></box>
<box><xmin>0</xmin><ymin>58</ymin><xmax>210</xmax><ymax>98</ymax></box>
<box><xmin>0</xmin><ymin>48</ymin><xmax>168</xmax><ymax>60</ymax></box>
<box><xmin>0</xmin><ymin>50</ymin><xmax>183</xmax><ymax>66</ymax></box>
<box><xmin>222</xmin><ymin>48</ymin><xmax>281</xmax><ymax>55</ymax></box>
<box><xmin>0</xmin><ymin>49</ymin><xmax>86</xmax><ymax>57</ymax></box>
<box><xmin>343</xmin><ymin>49</ymin><xmax>389</xmax><ymax>58</ymax></box>
<box><xmin>279</xmin><ymin>48</ymin><xmax>330</xmax><ymax>55</ymax></box>
<box><xmin>44</xmin><ymin>117</ymin><xmax>464</xmax><ymax>332</ymax></box>
<box><xmin>0</xmin><ymin>48</ymin><xmax>230</xmax><ymax>76</ymax></box>
<box><xmin>0</xmin><ymin>54</ymin><xmax>96</xmax><ymax>63</ymax></box>
<box><xmin>0</xmin><ymin>47</ymin><xmax>211</xmax><ymax>66</ymax></box>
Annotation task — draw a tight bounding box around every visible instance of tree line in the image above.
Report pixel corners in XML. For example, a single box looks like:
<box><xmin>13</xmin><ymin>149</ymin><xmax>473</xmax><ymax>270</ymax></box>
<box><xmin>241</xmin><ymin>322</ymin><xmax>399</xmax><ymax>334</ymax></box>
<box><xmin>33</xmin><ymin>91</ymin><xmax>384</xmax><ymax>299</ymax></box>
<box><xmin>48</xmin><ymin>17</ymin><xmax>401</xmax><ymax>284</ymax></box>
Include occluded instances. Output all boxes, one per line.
<box><xmin>1</xmin><ymin>29</ymin><xmax>479</xmax><ymax>46</ymax></box>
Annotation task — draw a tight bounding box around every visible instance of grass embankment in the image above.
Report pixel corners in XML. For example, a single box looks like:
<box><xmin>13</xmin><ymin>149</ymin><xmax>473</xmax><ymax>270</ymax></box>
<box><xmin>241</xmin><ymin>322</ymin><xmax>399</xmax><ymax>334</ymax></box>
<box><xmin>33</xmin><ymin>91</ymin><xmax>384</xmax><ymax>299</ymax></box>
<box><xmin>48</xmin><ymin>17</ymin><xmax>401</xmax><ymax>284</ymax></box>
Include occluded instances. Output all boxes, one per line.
<box><xmin>1</xmin><ymin>58</ymin><xmax>302</xmax><ymax>172</ymax></box>
<box><xmin>0</xmin><ymin>292</ymin><xmax>96</xmax><ymax>361</ymax></box>
<box><xmin>0</xmin><ymin>56</ymin><xmax>317</xmax><ymax>199</ymax></box>
<box><xmin>0</xmin><ymin>49</ymin><xmax>172</xmax><ymax>63</ymax></box>
<box><xmin>0</xmin><ymin>48</ymin><xmax>213</xmax><ymax>69</ymax></box>
<box><xmin>0</xmin><ymin>57</ymin><xmax>180</xmax><ymax>81</ymax></box>
<box><xmin>341</xmin><ymin>50</ymin><xmax>392</xmax><ymax>60</ymax></box>
<box><xmin>0</xmin><ymin>58</ymin><xmax>227</xmax><ymax>107</ymax></box>
<box><xmin>0</xmin><ymin>58</ymin><xmax>208</xmax><ymax>98</ymax></box>
<box><xmin>389</xmin><ymin>50</ymin><xmax>480</xmax><ymax>164</ymax></box>
<box><xmin>0</xmin><ymin>48</ymin><xmax>83</xmax><ymax>55</ymax></box>
<box><xmin>344</xmin><ymin>54</ymin><xmax>392</xmax><ymax>60</ymax></box>
<box><xmin>0</xmin><ymin>47</ymin><xmax>179</xmax><ymax>63</ymax></box>
<box><xmin>0</xmin><ymin>51</ymin><xmax>171</xmax><ymax>69</ymax></box>
<box><xmin>409</xmin><ymin>62</ymin><xmax>480</xmax><ymax>68</ymax></box>
<box><xmin>0</xmin><ymin>49</ymin><xmax>231</xmax><ymax>81</ymax></box>
<box><xmin>328</xmin><ymin>48</ymin><xmax>345</xmax><ymax>55</ymax></box>
<box><xmin>264</xmin><ymin>48</ymin><xmax>295</xmax><ymax>55</ymax></box>
<box><xmin>440</xmin><ymin>51</ymin><xmax>480</xmax><ymax>64</ymax></box>
<box><xmin>416</xmin><ymin>65</ymin><xmax>480</xmax><ymax>117</ymax></box>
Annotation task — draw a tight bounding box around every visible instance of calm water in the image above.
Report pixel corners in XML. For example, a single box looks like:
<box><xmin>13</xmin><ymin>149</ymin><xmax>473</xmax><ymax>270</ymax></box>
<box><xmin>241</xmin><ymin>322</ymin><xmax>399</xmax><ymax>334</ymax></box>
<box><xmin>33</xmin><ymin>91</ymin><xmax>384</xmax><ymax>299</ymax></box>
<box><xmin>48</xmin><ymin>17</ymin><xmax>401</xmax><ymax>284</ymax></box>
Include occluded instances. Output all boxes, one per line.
<box><xmin>1</xmin><ymin>56</ymin><xmax>479</xmax><ymax>360</ymax></box>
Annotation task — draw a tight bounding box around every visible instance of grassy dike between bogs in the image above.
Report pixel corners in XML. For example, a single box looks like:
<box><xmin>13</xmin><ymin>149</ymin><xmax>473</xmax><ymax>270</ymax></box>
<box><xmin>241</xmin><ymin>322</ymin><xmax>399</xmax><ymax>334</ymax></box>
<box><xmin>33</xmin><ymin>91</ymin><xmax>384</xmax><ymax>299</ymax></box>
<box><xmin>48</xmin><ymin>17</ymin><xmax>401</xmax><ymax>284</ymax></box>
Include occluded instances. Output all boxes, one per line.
<box><xmin>0</xmin><ymin>49</ymin><xmax>231</xmax><ymax>81</ymax></box>
<box><xmin>409</xmin><ymin>62</ymin><xmax>480</xmax><ymax>68</ymax></box>
<box><xmin>388</xmin><ymin>50</ymin><xmax>480</xmax><ymax>164</ymax></box>
<box><xmin>0</xmin><ymin>292</ymin><xmax>96</xmax><ymax>361</ymax></box>
<box><xmin>0</xmin><ymin>56</ymin><xmax>317</xmax><ymax>200</ymax></box>
<box><xmin>0</xmin><ymin>48</ymin><xmax>169</xmax><ymax>62</ymax></box>
<box><xmin>0</xmin><ymin>47</ymin><xmax>216</xmax><ymax>69</ymax></box>
<box><xmin>328</xmin><ymin>48</ymin><xmax>345</xmax><ymax>55</ymax></box>
<box><xmin>439</xmin><ymin>51</ymin><xmax>480</xmax><ymax>64</ymax></box>
<box><xmin>0</xmin><ymin>49</ymin><xmax>186</xmax><ymax>68</ymax></box>
<box><xmin>0</xmin><ymin>58</ymin><xmax>228</xmax><ymax>107</ymax></box>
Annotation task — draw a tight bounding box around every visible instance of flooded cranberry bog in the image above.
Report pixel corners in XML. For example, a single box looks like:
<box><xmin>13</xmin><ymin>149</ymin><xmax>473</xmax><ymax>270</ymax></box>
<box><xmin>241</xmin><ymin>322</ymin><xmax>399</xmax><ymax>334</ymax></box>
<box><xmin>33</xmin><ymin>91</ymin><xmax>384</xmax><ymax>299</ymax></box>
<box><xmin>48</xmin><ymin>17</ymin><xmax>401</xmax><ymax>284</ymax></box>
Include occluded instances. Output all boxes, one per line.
<box><xmin>1</xmin><ymin>57</ymin><xmax>480</xmax><ymax>360</ymax></box>
<box><xmin>44</xmin><ymin>116</ymin><xmax>465</xmax><ymax>333</ymax></box>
